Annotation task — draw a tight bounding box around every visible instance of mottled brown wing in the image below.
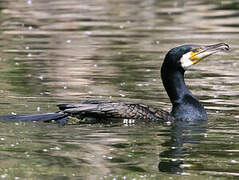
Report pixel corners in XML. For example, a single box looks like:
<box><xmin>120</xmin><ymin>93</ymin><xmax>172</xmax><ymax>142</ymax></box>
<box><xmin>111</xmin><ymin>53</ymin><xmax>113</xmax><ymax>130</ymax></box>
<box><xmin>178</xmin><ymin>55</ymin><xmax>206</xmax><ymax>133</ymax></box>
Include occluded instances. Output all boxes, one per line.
<box><xmin>58</xmin><ymin>101</ymin><xmax>173</xmax><ymax>122</ymax></box>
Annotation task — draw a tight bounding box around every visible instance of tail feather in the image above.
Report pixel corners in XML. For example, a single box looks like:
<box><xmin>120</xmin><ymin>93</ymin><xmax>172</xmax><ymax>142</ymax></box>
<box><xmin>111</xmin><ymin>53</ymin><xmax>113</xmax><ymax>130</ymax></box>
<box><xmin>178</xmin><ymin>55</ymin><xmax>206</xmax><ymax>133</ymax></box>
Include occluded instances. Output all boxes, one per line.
<box><xmin>0</xmin><ymin>113</ymin><xmax>67</xmax><ymax>122</ymax></box>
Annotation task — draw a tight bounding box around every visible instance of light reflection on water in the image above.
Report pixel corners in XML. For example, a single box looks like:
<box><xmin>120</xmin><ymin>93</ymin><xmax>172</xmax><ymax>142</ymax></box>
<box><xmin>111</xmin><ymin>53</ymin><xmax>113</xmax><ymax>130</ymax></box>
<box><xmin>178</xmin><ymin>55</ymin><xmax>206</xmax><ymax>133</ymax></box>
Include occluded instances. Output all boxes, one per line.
<box><xmin>0</xmin><ymin>0</ymin><xmax>239</xmax><ymax>179</ymax></box>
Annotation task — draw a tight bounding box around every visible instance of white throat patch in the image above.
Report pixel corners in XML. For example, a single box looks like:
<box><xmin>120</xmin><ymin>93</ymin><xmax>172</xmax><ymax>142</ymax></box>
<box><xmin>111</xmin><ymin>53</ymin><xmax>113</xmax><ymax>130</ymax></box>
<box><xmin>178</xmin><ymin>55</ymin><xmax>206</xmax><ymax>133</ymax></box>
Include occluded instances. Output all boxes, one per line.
<box><xmin>180</xmin><ymin>51</ymin><xmax>193</xmax><ymax>70</ymax></box>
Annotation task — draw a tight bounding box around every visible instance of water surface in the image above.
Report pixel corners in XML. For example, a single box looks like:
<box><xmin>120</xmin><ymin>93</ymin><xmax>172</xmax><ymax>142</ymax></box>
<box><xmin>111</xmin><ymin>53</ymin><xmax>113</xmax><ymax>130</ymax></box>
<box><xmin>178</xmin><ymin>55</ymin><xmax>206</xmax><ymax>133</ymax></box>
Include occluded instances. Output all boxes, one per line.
<box><xmin>0</xmin><ymin>0</ymin><xmax>239</xmax><ymax>179</ymax></box>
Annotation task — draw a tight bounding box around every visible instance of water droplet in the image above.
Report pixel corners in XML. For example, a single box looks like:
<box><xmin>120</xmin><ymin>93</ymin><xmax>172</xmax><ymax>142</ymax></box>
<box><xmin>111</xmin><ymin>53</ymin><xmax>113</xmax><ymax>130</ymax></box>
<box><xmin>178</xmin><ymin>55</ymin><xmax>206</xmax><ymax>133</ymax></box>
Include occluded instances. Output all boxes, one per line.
<box><xmin>85</xmin><ymin>31</ymin><xmax>92</xmax><ymax>35</ymax></box>
<box><xmin>0</xmin><ymin>138</ymin><xmax>5</xmax><ymax>141</ymax></box>
<box><xmin>165</xmin><ymin>121</ymin><xmax>172</xmax><ymax>125</ymax></box>
<box><xmin>39</xmin><ymin>75</ymin><xmax>44</xmax><ymax>80</ymax></box>
<box><xmin>94</xmin><ymin>64</ymin><xmax>98</xmax><ymax>67</ymax></box>
<box><xmin>1</xmin><ymin>174</ymin><xmax>7</xmax><ymax>179</ymax></box>
<box><xmin>40</xmin><ymin>91</ymin><xmax>51</xmax><ymax>95</ymax></box>
<box><xmin>180</xmin><ymin>164</ymin><xmax>193</xmax><ymax>168</ymax></box>
<box><xmin>55</xmin><ymin>146</ymin><xmax>61</xmax><ymax>150</ymax></box>
<box><xmin>63</xmin><ymin>86</ymin><xmax>67</xmax><ymax>89</ymax></box>
<box><xmin>155</xmin><ymin>40</ymin><xmax>160</xmax><ymax>44</ymax></box>
<box><xmin>231</xmin><ymin>160</ymin><xmax>238</xmax><ymax>163</ymax></box>
<box><xmin>27</xmin><ymin>0</ymin><xmax>32</xmax><ymax>4</ymax></box>
<box><xmin>181</xmin><ymin>172</ymin><xmax>191</xmax><ymax>176</ymax></box>
<box><xmin>15</xmin><ymin>62</ymin><xmax>19</xmax><ymax>66</ymax></box>
<box><xmin>137</xmin><ymin>83</ymin><xmax>143</xmax><ymax>87</ymax></box>
<box><xmin>120</xmin><ymin>82</ymin><xmax>126</xmax><ymax>86</ymax></box>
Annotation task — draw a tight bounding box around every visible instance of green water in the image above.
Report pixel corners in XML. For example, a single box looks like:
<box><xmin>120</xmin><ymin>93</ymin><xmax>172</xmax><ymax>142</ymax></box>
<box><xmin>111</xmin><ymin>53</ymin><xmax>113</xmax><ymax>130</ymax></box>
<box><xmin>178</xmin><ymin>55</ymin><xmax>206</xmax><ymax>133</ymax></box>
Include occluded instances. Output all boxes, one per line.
<box><xmin>0</xmin><ymin>0</ymin><xmax>239</xmax><ymax>179</ymax></box>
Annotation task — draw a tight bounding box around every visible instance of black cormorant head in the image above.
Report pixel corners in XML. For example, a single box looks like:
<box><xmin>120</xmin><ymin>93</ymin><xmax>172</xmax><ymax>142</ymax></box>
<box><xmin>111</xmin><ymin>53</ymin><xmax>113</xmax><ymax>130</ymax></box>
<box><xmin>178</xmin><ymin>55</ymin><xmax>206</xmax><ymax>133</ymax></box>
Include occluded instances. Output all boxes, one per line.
<box><xmin>163</xmin><ymin>43</ymin><xmax>229</xmax><ymax>72</ymax></box>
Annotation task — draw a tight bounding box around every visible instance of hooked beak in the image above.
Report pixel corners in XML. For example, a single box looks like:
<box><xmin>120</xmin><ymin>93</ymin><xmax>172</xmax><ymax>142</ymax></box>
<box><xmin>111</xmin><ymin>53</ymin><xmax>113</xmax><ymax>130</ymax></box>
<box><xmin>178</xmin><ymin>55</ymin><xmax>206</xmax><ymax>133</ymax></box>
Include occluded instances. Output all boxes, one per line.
<box><xmin>190</xmin><ymin>43</ymin><xmax>230</xmax><ymax>65</ymax></box>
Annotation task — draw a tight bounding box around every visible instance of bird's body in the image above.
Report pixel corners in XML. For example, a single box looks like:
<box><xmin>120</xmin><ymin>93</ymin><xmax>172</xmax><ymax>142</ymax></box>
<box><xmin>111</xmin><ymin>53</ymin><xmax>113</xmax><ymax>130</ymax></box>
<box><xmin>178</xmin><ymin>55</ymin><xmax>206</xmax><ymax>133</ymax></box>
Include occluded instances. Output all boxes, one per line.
<box><xmin>161</xmin><ymin>45</ymin><xmax>208</xmax><ymax>120</ymax></box>
<box><xmin>0</xmin><ymin>43</ymin><xmax>229</xmax><ymax>123</ymax></box>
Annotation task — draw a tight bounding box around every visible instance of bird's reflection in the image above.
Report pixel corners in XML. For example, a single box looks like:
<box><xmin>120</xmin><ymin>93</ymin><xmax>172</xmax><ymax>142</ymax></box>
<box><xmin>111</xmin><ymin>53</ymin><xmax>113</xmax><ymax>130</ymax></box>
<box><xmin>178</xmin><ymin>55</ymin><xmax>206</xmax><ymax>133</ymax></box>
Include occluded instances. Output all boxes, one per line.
<box><xmin>158</xmin><ymin>120</ymin><xmax>208</xmax><ymax>175</ymax></box>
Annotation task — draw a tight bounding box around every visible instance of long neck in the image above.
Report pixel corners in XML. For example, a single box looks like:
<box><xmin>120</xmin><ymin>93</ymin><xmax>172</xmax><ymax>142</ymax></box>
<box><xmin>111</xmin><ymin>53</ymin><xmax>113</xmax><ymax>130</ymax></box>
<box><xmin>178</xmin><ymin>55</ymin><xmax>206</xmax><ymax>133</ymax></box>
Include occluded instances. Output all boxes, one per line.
<box><xmin>161</xmin><ymin>65</ymin><xmax>191</xmax><ymax>105</ymax></box>
<box><xmin>161</xmin><ymin>61</ymin><xmax>207</xmax><ymax>120</ymax></box>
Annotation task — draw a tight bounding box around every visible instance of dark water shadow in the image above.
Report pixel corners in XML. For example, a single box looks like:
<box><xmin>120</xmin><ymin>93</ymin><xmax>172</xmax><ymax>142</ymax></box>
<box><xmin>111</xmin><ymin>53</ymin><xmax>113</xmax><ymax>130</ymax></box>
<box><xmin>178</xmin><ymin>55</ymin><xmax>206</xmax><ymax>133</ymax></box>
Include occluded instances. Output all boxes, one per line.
<box><xmin>158</xmin><ymin>119</ymin><xmax>208</xmax><ymax>175</ymax></box>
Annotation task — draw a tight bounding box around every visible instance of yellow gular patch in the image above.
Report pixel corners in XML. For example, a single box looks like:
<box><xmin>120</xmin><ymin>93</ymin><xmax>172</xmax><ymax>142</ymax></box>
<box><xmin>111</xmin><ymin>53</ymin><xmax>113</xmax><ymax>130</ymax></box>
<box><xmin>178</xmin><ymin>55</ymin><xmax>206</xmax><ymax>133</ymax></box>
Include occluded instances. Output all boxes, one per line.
<box><xmin>189</xmin><ymin>48</ymin><xmax>201</xmax><ymax>64</ymax></box>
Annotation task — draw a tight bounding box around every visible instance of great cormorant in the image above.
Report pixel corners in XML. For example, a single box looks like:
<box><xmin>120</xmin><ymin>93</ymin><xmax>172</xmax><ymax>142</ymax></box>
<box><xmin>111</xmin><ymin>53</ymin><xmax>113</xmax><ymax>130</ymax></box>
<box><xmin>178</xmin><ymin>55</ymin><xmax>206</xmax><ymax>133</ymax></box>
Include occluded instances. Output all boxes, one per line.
<box><xmin>0</xmin><ymin>43</ymin><xmax>229</xmax><ymax>123</ymax></box>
